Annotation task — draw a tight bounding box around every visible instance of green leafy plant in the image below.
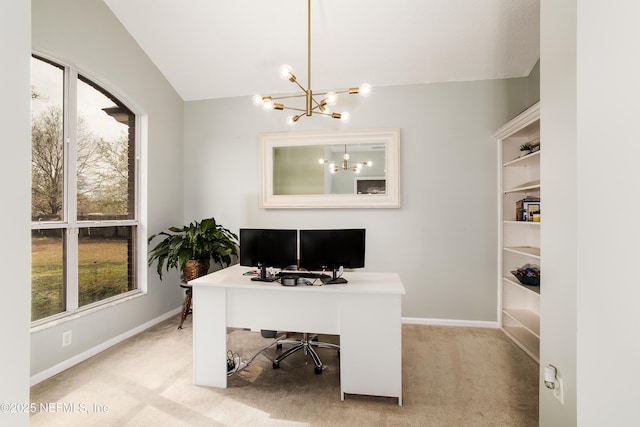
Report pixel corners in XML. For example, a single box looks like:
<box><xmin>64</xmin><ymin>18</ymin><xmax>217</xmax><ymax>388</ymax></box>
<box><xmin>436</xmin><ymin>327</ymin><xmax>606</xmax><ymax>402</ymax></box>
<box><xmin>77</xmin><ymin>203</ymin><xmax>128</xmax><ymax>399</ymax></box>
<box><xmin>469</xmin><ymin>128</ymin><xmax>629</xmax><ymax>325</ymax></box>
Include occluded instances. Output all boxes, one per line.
<box><xmin>148</xmin><ymin>217</ymin><xmax>238</xmax><ymax>280</ymax></box>
<box><xmin>520</xmin><ymin>143</ymin><xmax>533</xmax><ymax>151</ymax></box>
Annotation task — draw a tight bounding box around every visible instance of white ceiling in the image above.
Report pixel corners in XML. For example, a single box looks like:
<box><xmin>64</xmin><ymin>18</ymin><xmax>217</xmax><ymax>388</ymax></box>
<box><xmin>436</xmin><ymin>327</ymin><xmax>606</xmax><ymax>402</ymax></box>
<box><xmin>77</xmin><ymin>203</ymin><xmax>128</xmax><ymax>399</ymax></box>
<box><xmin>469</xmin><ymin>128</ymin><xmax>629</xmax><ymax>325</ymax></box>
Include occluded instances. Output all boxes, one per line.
<box><xmin>103</xmin><ymin>0</ymin><xmax>540</xmax><ymax>101</ymax></box>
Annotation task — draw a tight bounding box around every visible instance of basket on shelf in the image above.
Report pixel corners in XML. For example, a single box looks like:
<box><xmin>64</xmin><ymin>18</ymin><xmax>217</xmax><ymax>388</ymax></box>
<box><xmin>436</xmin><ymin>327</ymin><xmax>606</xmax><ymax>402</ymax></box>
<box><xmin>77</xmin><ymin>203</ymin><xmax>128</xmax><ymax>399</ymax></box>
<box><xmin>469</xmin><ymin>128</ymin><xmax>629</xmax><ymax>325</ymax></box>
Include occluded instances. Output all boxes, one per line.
<box><xmin>510</xmin><ymin>264</ymin><xmax>540</xmax><ymax>286</ymax></box>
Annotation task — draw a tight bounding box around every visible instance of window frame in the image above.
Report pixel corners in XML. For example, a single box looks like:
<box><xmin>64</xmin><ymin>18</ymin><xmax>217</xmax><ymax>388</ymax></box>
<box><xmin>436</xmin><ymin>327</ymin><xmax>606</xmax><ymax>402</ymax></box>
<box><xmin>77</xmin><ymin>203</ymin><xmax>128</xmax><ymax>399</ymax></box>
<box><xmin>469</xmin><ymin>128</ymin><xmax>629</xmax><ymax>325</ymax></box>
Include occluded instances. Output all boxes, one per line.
<box><xmin>30</xmin><ymin>53</ymin><xmax>144</xmax><ymax>327</ymax></box>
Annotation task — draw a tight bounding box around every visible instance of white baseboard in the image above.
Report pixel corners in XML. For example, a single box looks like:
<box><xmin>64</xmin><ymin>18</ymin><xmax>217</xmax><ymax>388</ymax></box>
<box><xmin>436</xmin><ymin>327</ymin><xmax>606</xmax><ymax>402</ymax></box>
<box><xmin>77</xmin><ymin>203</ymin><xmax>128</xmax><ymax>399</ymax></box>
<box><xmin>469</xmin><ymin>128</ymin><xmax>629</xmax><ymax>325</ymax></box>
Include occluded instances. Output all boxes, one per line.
<box><xmin>30</xmin><ymin>311</ymin><xmax>496</xmax><ymax>386</ymax></box>
<box><xmin>402</xmin><ymin>317</ymin><xmax>499</xmax><ymax>329</ymax></box>
<box><xmin>30</xmin><ymin>307</ymin><xmax>182</xmax><ymax>386</ymax></box>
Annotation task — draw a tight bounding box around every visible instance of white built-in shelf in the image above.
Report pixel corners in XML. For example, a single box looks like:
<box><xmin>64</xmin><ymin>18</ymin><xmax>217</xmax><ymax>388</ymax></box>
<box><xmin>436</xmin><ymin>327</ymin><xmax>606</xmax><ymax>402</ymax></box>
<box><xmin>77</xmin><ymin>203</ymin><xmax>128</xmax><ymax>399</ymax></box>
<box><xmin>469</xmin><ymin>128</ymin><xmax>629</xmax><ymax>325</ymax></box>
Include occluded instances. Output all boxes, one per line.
<box><xmin>504</xmin><ymin>180</ymin><xmax>541</xmax><ymax>194</ymax></box>
<box><xmin>502</xmin><ymin>325</ymin><xmax>540</xmax><ymax>362</ymax></box>
<box><xmin>503</xmin><ymin>309</ymin><xmax>540</xmax><ymax>337</ymax></box>
<box><xmin>504</xmin><ymin>246</ymin><xmax>540</xmax><ymax>258</ymax></box>
<box><xmin>504</xmin><ymin>220</ymin><xmax>541</xmax><ymax>226</ymax></box>
<box><xmin>503</xmin><ymin>150</ymin><xmax>540</xmax><ymax>168</ymax></box>
<box><xmin>495</xmin><ymin>101</ymin><xmax>541</xmax><ymax>365</ymax></box>
<box><xmin>503</xmin><ymin>276</ymin><xmax>540</xmax><ymax>295</ymax></box>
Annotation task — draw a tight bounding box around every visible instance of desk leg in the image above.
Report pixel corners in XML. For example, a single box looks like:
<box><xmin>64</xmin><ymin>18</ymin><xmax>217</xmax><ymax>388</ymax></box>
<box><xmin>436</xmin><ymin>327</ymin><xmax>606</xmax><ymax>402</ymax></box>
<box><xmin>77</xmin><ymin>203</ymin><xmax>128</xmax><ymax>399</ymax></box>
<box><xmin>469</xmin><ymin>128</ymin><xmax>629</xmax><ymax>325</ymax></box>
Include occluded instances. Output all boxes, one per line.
<box><xmin>193</xmin><ymin>285</ymin><xmax>227</xmax><ymax>388</ymax></box>
<box><xmin>340</xmin><ymin>294</ymin><xmax>403</xmax><ymax>405</ymax></box>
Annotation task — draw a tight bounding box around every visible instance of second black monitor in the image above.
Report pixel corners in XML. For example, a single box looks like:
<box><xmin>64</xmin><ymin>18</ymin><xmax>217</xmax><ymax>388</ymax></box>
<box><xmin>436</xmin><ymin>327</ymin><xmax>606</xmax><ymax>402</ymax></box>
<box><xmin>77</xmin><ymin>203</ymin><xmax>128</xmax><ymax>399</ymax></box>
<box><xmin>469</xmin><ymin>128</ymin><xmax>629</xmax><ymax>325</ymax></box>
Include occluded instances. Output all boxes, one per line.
<box><xmin>299</xmin><ymin>229</ymin><xmax>366</xmax><ymax>272</ymax></box>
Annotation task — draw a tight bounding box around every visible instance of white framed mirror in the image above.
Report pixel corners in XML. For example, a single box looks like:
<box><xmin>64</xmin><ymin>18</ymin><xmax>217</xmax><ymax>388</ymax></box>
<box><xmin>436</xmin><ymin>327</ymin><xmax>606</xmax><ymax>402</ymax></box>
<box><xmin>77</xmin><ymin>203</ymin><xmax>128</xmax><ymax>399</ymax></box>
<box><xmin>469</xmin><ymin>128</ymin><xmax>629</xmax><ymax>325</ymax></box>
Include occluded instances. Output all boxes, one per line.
<box><xmin>259</xmin><ymin>128</ymin><xmax>400</xmax><ymax>208</ymax></box>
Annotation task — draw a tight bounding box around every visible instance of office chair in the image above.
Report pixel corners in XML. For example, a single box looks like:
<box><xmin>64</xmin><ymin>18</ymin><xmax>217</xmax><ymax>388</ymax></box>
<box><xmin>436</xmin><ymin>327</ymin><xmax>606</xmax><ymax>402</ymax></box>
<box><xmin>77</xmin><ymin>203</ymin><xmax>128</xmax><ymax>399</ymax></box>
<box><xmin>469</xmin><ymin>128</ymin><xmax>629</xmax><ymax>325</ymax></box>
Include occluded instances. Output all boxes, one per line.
<box><xmin>261</xmin><ymin>330</ymin><xmax>340</xmax><ymax>374</ymax></box>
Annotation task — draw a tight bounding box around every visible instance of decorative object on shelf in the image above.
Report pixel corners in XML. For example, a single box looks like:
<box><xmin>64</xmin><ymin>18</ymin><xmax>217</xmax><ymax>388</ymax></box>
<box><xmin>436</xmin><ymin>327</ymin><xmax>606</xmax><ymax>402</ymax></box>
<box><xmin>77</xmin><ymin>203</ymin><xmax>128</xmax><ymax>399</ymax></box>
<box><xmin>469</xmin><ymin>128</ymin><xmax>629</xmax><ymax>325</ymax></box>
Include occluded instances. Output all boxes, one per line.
<box><xmin>516</xmin><ymin>197</ymin><xmax>541</xmax><ymax>221</ymax></box>
<box><xmin>251</xmin><ymin>0</ymin><xmax>371</xmax><ymax>125</ymax></box>
<box><xmin>529</xmin><ymin>137</ymin><xmax>541</xmax><ymax>152</ymax></box>
<box><xmin>519</xmin><ymin>143</ymin><xmax>533</xmax><ymax>157</ymax></box>
<box><xmin>511</xmin><ymin>264</ymin><xmax>540</xmax><ymax>286</ymax></box>
<box><xmin>148</xmin><ymin>217</ymin><xmax>238</xmax><ymax>281</ymax></box>
<box><xmin>519</xmin><ymin>138</ymin><xmax>540</xmax><ymax>157</ymax></box>
<box><xmin>319</xmin><ymin>144</ymin><xmax>373</xmax><ymax>173</ymax></box>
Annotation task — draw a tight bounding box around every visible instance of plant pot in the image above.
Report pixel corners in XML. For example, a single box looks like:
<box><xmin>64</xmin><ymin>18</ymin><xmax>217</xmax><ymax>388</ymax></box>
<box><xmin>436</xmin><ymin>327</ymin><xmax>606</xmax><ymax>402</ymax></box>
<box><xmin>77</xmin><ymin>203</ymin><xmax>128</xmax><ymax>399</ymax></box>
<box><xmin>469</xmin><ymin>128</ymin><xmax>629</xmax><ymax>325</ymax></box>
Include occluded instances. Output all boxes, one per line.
<box><xmin>183</xmin><ymin>259</ymin><xmax>210</xmax><ymax>282</ymax></box>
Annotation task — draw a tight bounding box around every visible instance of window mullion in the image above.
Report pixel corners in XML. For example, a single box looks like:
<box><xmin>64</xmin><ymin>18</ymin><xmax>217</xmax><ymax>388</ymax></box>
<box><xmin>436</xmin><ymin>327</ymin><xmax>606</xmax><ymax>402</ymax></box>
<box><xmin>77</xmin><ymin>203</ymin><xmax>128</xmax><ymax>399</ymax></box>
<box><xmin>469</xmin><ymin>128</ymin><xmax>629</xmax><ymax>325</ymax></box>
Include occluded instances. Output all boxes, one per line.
<box><xmin>65</xmin><ymin>228</ymin><xmax>79</xmax><ymax>311</ymax></box>
<box><xmin>65</xmin><ymin>67</ymin><xmax>79</xmax><ymax>312</ymax></box>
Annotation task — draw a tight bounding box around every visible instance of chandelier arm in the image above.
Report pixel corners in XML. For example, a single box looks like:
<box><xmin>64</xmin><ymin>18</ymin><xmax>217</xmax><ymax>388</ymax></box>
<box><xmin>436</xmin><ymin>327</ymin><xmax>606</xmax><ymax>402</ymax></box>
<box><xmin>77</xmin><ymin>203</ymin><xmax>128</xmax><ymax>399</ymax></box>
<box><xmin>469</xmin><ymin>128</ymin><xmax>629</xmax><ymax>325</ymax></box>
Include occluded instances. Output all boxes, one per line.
<box><xmin>311</xmin><ymin>108</ymin><xmax>332</xmax><ymax>116</ymax></box>
<box><xmin>291</xmin><ymin>79</ymin><xmax>308</xmax><ymax>93</ymax></box>
<box><xmin>281</xmin><ymin>106</ymin><xmax>308</xmax><ymax>113</ymax></box>
<box><xmin>310</xmin><ymin>96</ymin><xmax>323</xmax><ymax>109</ymax></box>
<box><xmin>313</xmin><ymin>89</ymin><xmax>351</xmax><ymax>97</ymax></box>
<box><xmin>270</xmin><ymin>93</ymin><xmax>308</xmax><ymax>101</ymax></box>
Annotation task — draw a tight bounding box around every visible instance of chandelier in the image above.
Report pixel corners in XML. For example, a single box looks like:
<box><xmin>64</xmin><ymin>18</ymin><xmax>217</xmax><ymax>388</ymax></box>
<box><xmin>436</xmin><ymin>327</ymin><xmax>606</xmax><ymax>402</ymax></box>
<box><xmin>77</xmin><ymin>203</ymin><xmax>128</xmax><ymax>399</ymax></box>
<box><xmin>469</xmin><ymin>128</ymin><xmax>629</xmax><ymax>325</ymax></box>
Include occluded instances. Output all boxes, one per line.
<box><xmin>319</xmin><ymin>145</ymin><xmax>372</xmax><ymax>174</ymax></box>
<box><xmin>252</xmin><ymin>0</ymin><xmax>371</xmax><ymax>125</ymax></box>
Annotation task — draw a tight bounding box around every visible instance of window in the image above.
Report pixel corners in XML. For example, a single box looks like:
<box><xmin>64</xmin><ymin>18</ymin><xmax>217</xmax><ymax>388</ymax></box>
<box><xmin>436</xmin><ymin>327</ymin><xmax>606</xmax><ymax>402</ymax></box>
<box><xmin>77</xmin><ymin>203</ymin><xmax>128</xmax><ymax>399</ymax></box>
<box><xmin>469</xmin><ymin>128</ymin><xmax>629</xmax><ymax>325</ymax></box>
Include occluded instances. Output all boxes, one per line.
<box><xmin>31</xmin><ymin>55</ymin><xmax>139</xmax><ymax>323</ymax></box>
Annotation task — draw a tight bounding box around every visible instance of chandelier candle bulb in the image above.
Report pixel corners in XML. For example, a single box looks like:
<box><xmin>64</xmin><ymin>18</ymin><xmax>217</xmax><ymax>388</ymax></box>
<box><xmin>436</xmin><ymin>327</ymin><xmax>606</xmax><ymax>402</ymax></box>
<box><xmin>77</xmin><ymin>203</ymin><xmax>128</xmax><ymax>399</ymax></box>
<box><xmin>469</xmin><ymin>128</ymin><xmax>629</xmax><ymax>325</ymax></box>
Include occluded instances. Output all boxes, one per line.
<box><xmin>279</xmin><ymin>64</ymin><xmax>294</xmax><ymax>80</ymax></box>
<box><xmin>326</xmin><ymin>91</ymin><xmax>338</xmax><ymax>105</ymax></box>
<box><xmin>359</xmin><ymin>83</ymin><xmax>372</xmax><ymax>97</ymax></box>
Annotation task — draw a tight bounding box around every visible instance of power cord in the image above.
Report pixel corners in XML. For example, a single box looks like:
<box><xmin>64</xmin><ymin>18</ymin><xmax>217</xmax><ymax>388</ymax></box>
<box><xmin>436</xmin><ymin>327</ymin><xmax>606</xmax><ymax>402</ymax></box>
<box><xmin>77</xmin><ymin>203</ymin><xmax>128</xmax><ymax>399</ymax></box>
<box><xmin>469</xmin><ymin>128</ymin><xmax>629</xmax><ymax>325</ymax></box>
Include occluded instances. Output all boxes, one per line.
<box><xmin>226</xmin><ymin>334</ymin><xmax>288</xmax><ymax>377</ymax></box>
<box><xmin>226</xmin><ymin>350</ymin><xmax>240</xmax><ymax>374</ymax></box>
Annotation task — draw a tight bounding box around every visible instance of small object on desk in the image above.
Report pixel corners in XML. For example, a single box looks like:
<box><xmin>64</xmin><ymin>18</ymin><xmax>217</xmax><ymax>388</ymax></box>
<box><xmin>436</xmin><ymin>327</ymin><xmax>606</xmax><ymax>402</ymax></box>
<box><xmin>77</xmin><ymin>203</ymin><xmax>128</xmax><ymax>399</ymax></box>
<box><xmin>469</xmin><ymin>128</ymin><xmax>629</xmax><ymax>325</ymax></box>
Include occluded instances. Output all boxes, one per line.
<box><xmin>280</xmin><ymin>276</ymin><xmax>298</xmax><ymax>286</ymax></box>
<box><xmin>279</xmin><ymin>275</ymin><xmax>318</xmax><ymax>286</ymax></box>
<box><xmin>243</xmin><ymin>270</ymin><xmax>257</xmax><ymax>276</ymax></box>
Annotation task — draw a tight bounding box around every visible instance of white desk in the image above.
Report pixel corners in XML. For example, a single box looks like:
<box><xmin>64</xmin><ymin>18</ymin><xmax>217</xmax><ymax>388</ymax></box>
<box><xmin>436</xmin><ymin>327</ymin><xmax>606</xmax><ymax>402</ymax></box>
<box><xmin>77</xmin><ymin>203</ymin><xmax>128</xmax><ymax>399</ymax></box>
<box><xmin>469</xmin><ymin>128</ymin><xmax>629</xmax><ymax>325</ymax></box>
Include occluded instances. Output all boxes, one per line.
<box><xmin>190</xmin><ymin>264</ymin><xmax>405</xmax><ymax>405</ymax></box>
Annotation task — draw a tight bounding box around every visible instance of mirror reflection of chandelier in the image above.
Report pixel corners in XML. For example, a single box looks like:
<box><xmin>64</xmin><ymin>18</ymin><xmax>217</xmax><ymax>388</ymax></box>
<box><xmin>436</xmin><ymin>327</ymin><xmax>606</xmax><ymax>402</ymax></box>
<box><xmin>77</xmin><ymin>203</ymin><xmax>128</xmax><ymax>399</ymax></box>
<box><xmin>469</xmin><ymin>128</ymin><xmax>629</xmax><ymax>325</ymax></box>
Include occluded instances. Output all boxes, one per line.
<box><xmin>251</xmin><ymin>0</ymin><xmax>371</xmax><ymax>125</ymax></box>
<box><xmin>319</xmin><ymin>145</ymin><xmax>372</xmax><ymax>174</ymax></box>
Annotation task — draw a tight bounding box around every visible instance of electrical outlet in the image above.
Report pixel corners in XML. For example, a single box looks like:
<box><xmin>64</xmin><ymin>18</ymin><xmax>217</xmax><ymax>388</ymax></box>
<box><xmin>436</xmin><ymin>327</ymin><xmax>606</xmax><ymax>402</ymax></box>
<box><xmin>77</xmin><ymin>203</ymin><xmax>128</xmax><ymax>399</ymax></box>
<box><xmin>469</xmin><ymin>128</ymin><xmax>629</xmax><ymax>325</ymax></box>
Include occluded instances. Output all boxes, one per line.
<box><xmin>553</xmin><ymin>377</ymin><xmax>564</xmax><ymax>405</ymax></box>
<box><xmin>62</xmin><ymin>330</ymin><xmax>72</xmax><ymax>347</ymax></box>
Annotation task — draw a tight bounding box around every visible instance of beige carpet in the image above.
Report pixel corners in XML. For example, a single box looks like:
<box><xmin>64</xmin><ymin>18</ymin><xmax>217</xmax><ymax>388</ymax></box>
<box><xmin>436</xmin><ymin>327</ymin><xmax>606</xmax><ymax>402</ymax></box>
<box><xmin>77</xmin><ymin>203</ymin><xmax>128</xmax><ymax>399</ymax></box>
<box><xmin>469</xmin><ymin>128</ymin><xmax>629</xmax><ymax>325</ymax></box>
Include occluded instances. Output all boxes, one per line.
<box><xmin>30</xmin><ymin>315</ymin><xmax>538</xmax><ymax>426</ymax></box>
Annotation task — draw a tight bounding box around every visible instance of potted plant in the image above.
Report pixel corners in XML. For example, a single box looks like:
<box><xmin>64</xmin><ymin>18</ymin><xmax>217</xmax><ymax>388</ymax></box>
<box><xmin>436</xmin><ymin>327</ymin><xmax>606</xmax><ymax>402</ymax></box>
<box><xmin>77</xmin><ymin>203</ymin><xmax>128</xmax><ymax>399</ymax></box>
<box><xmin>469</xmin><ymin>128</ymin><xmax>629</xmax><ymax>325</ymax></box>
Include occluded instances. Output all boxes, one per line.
<box><xmin>148</xmin><ymin>217</ymin><xmax>238</xmax><ymax>281</ymax></box>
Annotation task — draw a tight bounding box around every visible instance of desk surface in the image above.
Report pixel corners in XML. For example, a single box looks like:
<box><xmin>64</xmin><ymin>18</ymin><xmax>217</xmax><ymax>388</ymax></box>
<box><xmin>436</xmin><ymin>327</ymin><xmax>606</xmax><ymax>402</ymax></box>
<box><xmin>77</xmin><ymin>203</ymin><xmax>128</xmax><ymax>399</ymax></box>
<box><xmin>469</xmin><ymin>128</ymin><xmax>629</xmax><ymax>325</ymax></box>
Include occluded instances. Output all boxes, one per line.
<box><xmin>190</xmin><ymin>264</ymin><xmax>406</xmax><ymax>295</ymax></box>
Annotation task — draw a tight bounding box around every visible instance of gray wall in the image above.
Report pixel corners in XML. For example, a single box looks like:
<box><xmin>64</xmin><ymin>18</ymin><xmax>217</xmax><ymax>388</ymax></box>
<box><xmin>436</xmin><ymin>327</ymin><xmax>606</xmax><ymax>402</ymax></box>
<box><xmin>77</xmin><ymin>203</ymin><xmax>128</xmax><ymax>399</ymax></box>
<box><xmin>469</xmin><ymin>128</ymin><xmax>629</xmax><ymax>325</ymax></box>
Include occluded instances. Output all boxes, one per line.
<box><xmin>1</xmin><ymin>1</ymin><xmax>31</xmax><ymax>425</ymax></box>
<box><xmin>528</xmin><ymin>60</ymin><xmax>541</xmax><ymax>104</ymax></box>
<box><xmin>30</xmin><ymin>0</ymin><xmax>185</xmax><ymax>378</ymax></box>
<box><xmin>184</xmin><ymin>80</ymin><xmax>532</xmax><ymax>322</ymax></box>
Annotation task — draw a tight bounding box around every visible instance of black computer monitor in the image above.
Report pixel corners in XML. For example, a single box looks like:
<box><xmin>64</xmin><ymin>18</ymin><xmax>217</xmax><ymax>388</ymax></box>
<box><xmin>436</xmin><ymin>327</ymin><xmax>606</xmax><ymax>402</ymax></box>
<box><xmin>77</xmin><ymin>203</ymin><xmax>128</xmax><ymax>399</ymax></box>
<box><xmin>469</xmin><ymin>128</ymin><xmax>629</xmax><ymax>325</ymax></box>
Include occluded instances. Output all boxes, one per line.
<box><xmin>299</xmin><ymin>229</ymin><xmax>366</xmax><ymax>284</ymax></box>
<box><xmin>239</xmin><ymin>228</ymin><xmax>297</xmax><ymax>281</ymax></box>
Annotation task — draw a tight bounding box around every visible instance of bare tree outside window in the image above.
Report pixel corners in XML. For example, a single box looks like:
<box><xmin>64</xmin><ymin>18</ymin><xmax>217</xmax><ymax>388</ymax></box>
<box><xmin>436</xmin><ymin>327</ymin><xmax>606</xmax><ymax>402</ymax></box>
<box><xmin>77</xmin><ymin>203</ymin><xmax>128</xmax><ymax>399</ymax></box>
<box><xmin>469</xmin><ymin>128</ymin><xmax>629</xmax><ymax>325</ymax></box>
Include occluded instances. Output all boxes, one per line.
<box><xmin>30</xmin><ymin>55</ymin><xmax>138</xmax><ymax>321</ymax></box>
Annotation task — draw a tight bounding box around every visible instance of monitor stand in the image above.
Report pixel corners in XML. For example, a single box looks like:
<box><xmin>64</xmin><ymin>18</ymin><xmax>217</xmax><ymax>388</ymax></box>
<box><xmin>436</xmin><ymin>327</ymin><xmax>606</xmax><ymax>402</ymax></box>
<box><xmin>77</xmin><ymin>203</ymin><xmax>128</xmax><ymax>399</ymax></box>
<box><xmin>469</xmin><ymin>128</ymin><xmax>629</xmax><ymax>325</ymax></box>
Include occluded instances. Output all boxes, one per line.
<box><xmin>251</xmin><ymin>264</ymin><xmax>278</xmax><ymax>282</ymax></box>
<box><xmin>322</xmin><ymin>268</ymin><xmax>348</xmax><ymax>285</ymax></box>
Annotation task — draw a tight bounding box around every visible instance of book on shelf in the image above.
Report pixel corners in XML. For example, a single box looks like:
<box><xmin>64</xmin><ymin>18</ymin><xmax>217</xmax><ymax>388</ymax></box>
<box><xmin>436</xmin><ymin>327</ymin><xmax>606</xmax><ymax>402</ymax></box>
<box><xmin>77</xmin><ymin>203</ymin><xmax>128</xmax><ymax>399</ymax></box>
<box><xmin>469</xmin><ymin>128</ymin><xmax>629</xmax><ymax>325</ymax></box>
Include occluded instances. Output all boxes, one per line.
<box><xmin>516</xmin><ymin>197</ymin><xmax>541</xmax><ymax>221</ymax></box>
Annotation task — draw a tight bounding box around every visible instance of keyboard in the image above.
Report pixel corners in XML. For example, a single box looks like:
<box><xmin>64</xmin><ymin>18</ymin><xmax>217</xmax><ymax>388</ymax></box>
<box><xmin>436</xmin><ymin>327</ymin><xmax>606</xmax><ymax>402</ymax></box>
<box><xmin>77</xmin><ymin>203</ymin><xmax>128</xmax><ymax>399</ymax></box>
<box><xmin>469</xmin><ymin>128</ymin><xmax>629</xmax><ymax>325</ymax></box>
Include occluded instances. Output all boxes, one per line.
<box><xmin>276</xmin><ymin>271</ymin><xmax>331</xmax><ymax>280</ymax></box>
